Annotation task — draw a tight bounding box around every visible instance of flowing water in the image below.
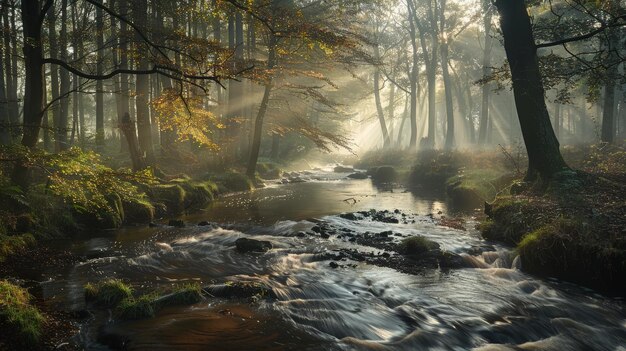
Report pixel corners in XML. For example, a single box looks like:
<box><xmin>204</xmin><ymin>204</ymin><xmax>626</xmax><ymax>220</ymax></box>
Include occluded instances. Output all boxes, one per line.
<box><xmin>40</xmin><ymin>168</ymin><xmax>626</xmax><ymax>350</ymax></box>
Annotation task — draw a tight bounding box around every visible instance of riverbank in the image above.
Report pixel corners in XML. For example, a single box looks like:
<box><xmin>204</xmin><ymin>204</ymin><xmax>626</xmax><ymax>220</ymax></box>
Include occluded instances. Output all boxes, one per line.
<box><xmin>354</xmin><ymin>145</ymin><xmax>626</xmax><ymax>296</ymax></box>
<box><xmin>0</xmin><ymin>162</ymin><xmax>282</xmax><ymax>349</ymax></box>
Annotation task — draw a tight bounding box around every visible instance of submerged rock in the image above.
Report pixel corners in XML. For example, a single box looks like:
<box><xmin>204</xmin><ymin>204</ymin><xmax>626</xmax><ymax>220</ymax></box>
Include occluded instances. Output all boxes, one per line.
<box><xmin>347</xmin><ymin>172</ymin><xmax>368</xmax><ymax>179</ymax></box>
<box><xmin>204</xmin><ymin>281</ymin><xmax>274</xmax><ymax>300</ymax></box>
<box><xmin>168</xmin><ymin>219</ymin><xmax>185</xmax><ymax>227</ymax></box>
<box><xmin>333</xmin><ymin>165</ymin><xmax>354</xmax><ymax>173</ymax></box>
<box><xmin>235</xmin><ymin>238</ymin><xmax>273</xmax><ymax>253</ymax></box>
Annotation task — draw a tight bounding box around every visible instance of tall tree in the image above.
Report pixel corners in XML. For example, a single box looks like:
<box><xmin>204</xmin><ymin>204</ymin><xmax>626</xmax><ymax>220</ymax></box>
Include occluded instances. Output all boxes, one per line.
<box><xmin>132</xmin><ymin>0</ymin><xmax>155</xmax><ymax>164</ymax></box>
<box><xmin>478</xmin><ymin>0</ymin><xmax>492</xmax><ymax>145</ymax></box>
<box><xmin>494</xmin><ymin>0</ymin><xmax>568</xmax><ymax>181</ymax></box>
<box><xmin>95</xmin><ymin>0</ymin><xmax>105</xmax><ymax>149</ymax></box>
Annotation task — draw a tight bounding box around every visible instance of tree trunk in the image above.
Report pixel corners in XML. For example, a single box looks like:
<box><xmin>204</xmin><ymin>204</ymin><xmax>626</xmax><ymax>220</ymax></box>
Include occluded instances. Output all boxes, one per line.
<box><xmin>441</xmin><ymin>42</ymin><xmax>455</xmax><ymax>150</ymax></box>
<box><xmin>271</xmin><ymin>133</ymin><xmax>279</xmax><ymax>160</ymax></box>
<box><xmin>95</xmin><ymin>0</ymin><xmax>105</xmax><ymax>149</ymax></box>
<box><xmin>12</xmin><ymin>0</ymin><xmax>45</xmax><ymax>189</ymax></box>
<box><xmin>119</xmin><ymin>112</ymin><xmax>145</xmax><ymax>171</ymax></box>
<box><xmin>0</xmin><ymin>3</ymin><xmax>9</xmax><ymax>145</ymax></box>
<box><xmin>373</xmin><ymin>66</ymin><xmax>390</xmax><ymax>147</ymax></box>
<box><xmin>246</xmin><ymin>35</ymin><xmax>276</xmax><ymax>178</ymax></box>
<box><xmin>133</xmin><ymin>0</ymin><xmax>155</xmax><ymax>164</ymax></box>
<box><xmin>47</xmin><ymin>6</ymin><xmax>61</xmax><ymax>150</ymax></box>
<box><xmin>478</xmin><ymin>0</ymin><xmax>492</xmax><ymax>145</ymax></box>
<box><xmin>494</xmin><ymin>0</ymin><xmax>568</xmax><ymax>181</ymax></box>
<box><xmin>58</xmin><ymin>0</ymin><xmax>70</xmax><ymax>150</ymax></box>
<box><xmin>407</xmin><ymin>0</ymin><xmax>418</xmax><ymax>148</ymax></box>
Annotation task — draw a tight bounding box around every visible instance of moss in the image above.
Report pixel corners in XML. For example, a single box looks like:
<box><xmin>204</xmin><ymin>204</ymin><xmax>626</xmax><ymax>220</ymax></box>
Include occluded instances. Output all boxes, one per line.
<box><xmin>84</xmin><ymin>279</ymin><xmax>132</xmax><ymax>307</ymax></box>
<box><xmin>179</xmin><ymin>181</ymin><xmax>217</xmax><ymax>210</ymax></box>
<box><xmin>115</xmin><ymin>283</ymin><xmax>203</xmax><ymax>320</ymax></box>
<box><xmin>0</xmin><ymin>280</ymin><xmax>44</xmax><ymax>346</ymax></box>
<box><xmin>256</xmin><ymin>163</ymin><xmax>282</xmax><ymax>179</ymax></box>
<box><xmin>0</xmin><ymin>233</ymin><xmax>36</xmax><ymax>262</ymax></box>
<box><xmin>397</xmin><ymin>236</ymin><xmax>439</xmax><ymax>256</ymax></box>
<box><xmin>122</xmin><ymin>197</ymin><xmax>155</xmax><ymax>224</ymax></box>
<box><xmin>155</xmin><ymin>283</ymin><xmax>203</xmax><ymax>308</ymax></box>
<box><xmin>115</xmin><ymin>294</ymin><xmax>157</xmax><ymax>320</ymax></box>
<box><xmin>480</xmin><ymin>196</ymin><xmax>533</xmax><ymax>245</ymax></box>
<box><xmin>149</xmin><ymin>184</ymin><xmax>186</xmax><ymax>214</ymax></box>
<box><xmin>212</xmin><ymin>171</ymin><xmax>254</xmax><ymax>192</ymax></box>
<box><xmin>516</xmin><ymin>218</ymin><xmax>626</xmax><ymax>294</ymax></box>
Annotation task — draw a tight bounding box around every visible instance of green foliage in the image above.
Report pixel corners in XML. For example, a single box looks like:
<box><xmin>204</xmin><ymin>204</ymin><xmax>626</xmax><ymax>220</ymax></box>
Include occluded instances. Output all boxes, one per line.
<box><xmin>84</xmin><ymin>279</ymin><xmax>132</xmax><ymax>307</ymax></box>
<box><xmin>0</xmin><ymin>234</ymin><xmax>35</xmax><ymax>262</ymax></box>
<box><xmin>44</xmin><ymin>148</ymin><xmax>157</xmax><ymax>215</ymax></box>
<box><xmin>397</xmin><ymin>236</ymin><xmax>439</xmax><ymax>256</ymax></box>
<box><xmin>0</xmin><ymin>280</ymin><xmax>44</xmax><ymax>345</ymax></box>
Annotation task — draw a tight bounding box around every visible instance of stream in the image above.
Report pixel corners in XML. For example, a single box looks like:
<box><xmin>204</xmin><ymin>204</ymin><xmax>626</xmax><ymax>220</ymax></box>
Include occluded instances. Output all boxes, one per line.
<box><xmin>38</xmin><ymin>168</ymin><xmax>626</xmax><ymax>350</ymax></box>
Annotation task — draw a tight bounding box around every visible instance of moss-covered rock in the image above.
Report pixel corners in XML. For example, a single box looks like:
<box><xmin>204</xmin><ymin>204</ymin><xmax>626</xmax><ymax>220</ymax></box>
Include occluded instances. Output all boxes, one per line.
<box><xmin>122</xmin><ymin>197</ymin><xmax>155</xmax><ymax>224</ymax></box>
<box><xmin>0</xmin><ymin>280</ymin><xmax>44</xmax><ymax>346</ymax></box>
<box><xmin>257</xmin><ymin>163</ymin><xmax>282</xmax><ymax>179</ymax></box>
<box><xmin>397</xmin><ymin>236</ymin><xmax>440</xmax><ymax>256</ymax></box>
<box><xmin>149</xmin><ymin>184</ymin><xmax>186</xmax><ymax>214</ymax></box>
<box><xmin>371</xmin><ymin>166</ymin><xmax>397</xmax><ymax>183</ymax></box>
<box><xmin>179</xmin><ymin>181</ymin><xmax>217</xmax><ymax>210</ymax></box>
<box><xmin>115</xmin><ymin>295</ymin><xmax>157</xmax><ymax>320</ymax></box>
<box><xmin>517</xmin><ymin>218</ymin><xmax>626</xmax><ymax>295</ymax></box>
<box><xmin>212</xmin><ymin>171</ymin><xmax>254</xmax><ymax>192</ymax></box>
<box><xmin>155</xmin><ymin>283</ymin><xmax>203</xmax><ymax>307</ymax></box>
<box><xmin>85</xmin><ymin>279</ymin><xmax>132</xmax><ymax>307</ymax></box>
<box><xmin>481</xmin><ymin>197</ymin><xmax>534</xmax><ymax>245</ymax></box>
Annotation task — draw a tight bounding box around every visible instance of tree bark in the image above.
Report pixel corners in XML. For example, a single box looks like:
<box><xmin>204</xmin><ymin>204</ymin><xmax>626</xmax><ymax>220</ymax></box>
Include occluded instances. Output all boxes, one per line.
<box><xmin>119</xmin><ymin>112</ymin><xmax>145</xmax><ymax>171</ymax></box>
<box><xmin>246</xmin><ymin>35</ymin><xmax>276</xmax><ymax>178</ymax></box>
<box><xmin>441</xmin><ymin>42</ymin><xmax>454</xmax><ymax>150</ymax></box>
<box><xmin>407</xmin><ymin>0</ymin><xmax>418</xmax><ymax>148</ymax></box>
<box><xmin>58</xmin><ymin>0</ymin><xmax>70</xmax><ymax>150</ymax></box>
<box><xmin>132</xmin><ymin>0</ymin><xmax>155</xmax><ymax>164</ymax></box>
<box><xmin>478</xmin><ymin>0</ymin><xmax>492</xmax><ymax>145</ymax></box>
<box><xmin>494</xmin><ymin>0</ymin><xmax>568</xmax><ymax>181</ymax></box>
<box><xmin>95</xmin><ymin>0</ymin><xmax>105</xmax><ymax>149</ymax></box>
<box><xmin>47</xmin><ymin>6</ymin><xmax>61</xmax><ymax>150</ymax></box>
<box><xmin>0</xmin><ymin>3</ymin><xmax>9</xmax><ymax>145</ymax></box>
<box><xmin>373</xmin><ymin>43</ymin><xmax>390</xmax><ymax>147</ymax></box>
<box><xmin>12</xmin><ymin>0</ymin><xmax>45</xmax><ymax>189</ymax></box>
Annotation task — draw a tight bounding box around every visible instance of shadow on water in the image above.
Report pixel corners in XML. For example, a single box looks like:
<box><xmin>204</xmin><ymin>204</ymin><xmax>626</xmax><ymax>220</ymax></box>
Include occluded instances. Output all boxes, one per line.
<box><xmin>39</xmin><ymin>169</ymin><xmax>626</xmax><ymax>350</ymax></box>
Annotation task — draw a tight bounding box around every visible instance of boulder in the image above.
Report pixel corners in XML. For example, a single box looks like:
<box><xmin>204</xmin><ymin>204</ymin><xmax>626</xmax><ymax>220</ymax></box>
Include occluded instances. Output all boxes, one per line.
<box><xmin>235</xmin><ymin>238</ymin><xmax>272</xmax><ymax>253</ymax></box>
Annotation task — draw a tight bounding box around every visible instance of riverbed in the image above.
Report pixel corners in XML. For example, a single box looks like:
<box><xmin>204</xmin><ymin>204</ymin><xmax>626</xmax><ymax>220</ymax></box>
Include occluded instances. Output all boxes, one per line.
<box><xmin>39</xmin><ymin>168</ymin><xmax>626</xmax><ymax>350</ymax></box>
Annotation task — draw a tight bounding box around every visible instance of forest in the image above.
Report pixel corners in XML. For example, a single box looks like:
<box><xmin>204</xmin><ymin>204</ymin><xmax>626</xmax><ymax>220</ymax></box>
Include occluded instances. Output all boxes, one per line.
<box><xmin>0</xmin><ymin>0</ymin><xmax>625</xmax><ymax>350</ymax></box>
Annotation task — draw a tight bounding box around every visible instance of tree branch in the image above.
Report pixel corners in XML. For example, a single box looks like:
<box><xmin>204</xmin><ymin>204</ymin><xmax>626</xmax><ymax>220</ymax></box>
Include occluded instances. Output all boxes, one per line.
<box><xmin>536</xmin><ymin>14</ymin><xmax>626</xmax><ymax>49</ymax></box>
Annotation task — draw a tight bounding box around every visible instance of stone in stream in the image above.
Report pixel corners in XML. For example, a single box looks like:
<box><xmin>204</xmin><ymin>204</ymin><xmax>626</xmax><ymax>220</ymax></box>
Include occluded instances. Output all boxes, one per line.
<box><xmin>235</xmin><ymin>238</ymin><xmax>273</xmax><ymax>253</ymax></box>
<box><xmin>204</xmin><ymin>281</ymin><xmax>275</xmax><ymax>300</ymax></box>
<box><xmin>333</xmin><ymin>165</ymin><xmax>354</xmax><ymax>173</ymax></box>
<box><xmin>339</xmin><ymin>212</ymin><xmax>359</xmax><ymax>220</ymax></box>
<box><xmin>168</xmin><ymin>219</ymin><xmax>185</xmax><ymax>227</ymax></box>
<box><xmin>347</xmin><ymin>172</ymin><xmax>368</xmax><ymax>179</ymax></box>
<box><xmin>197</xmin><ymin>221</ymin><xmax>213</xmax><ymax>226</ymax></box>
